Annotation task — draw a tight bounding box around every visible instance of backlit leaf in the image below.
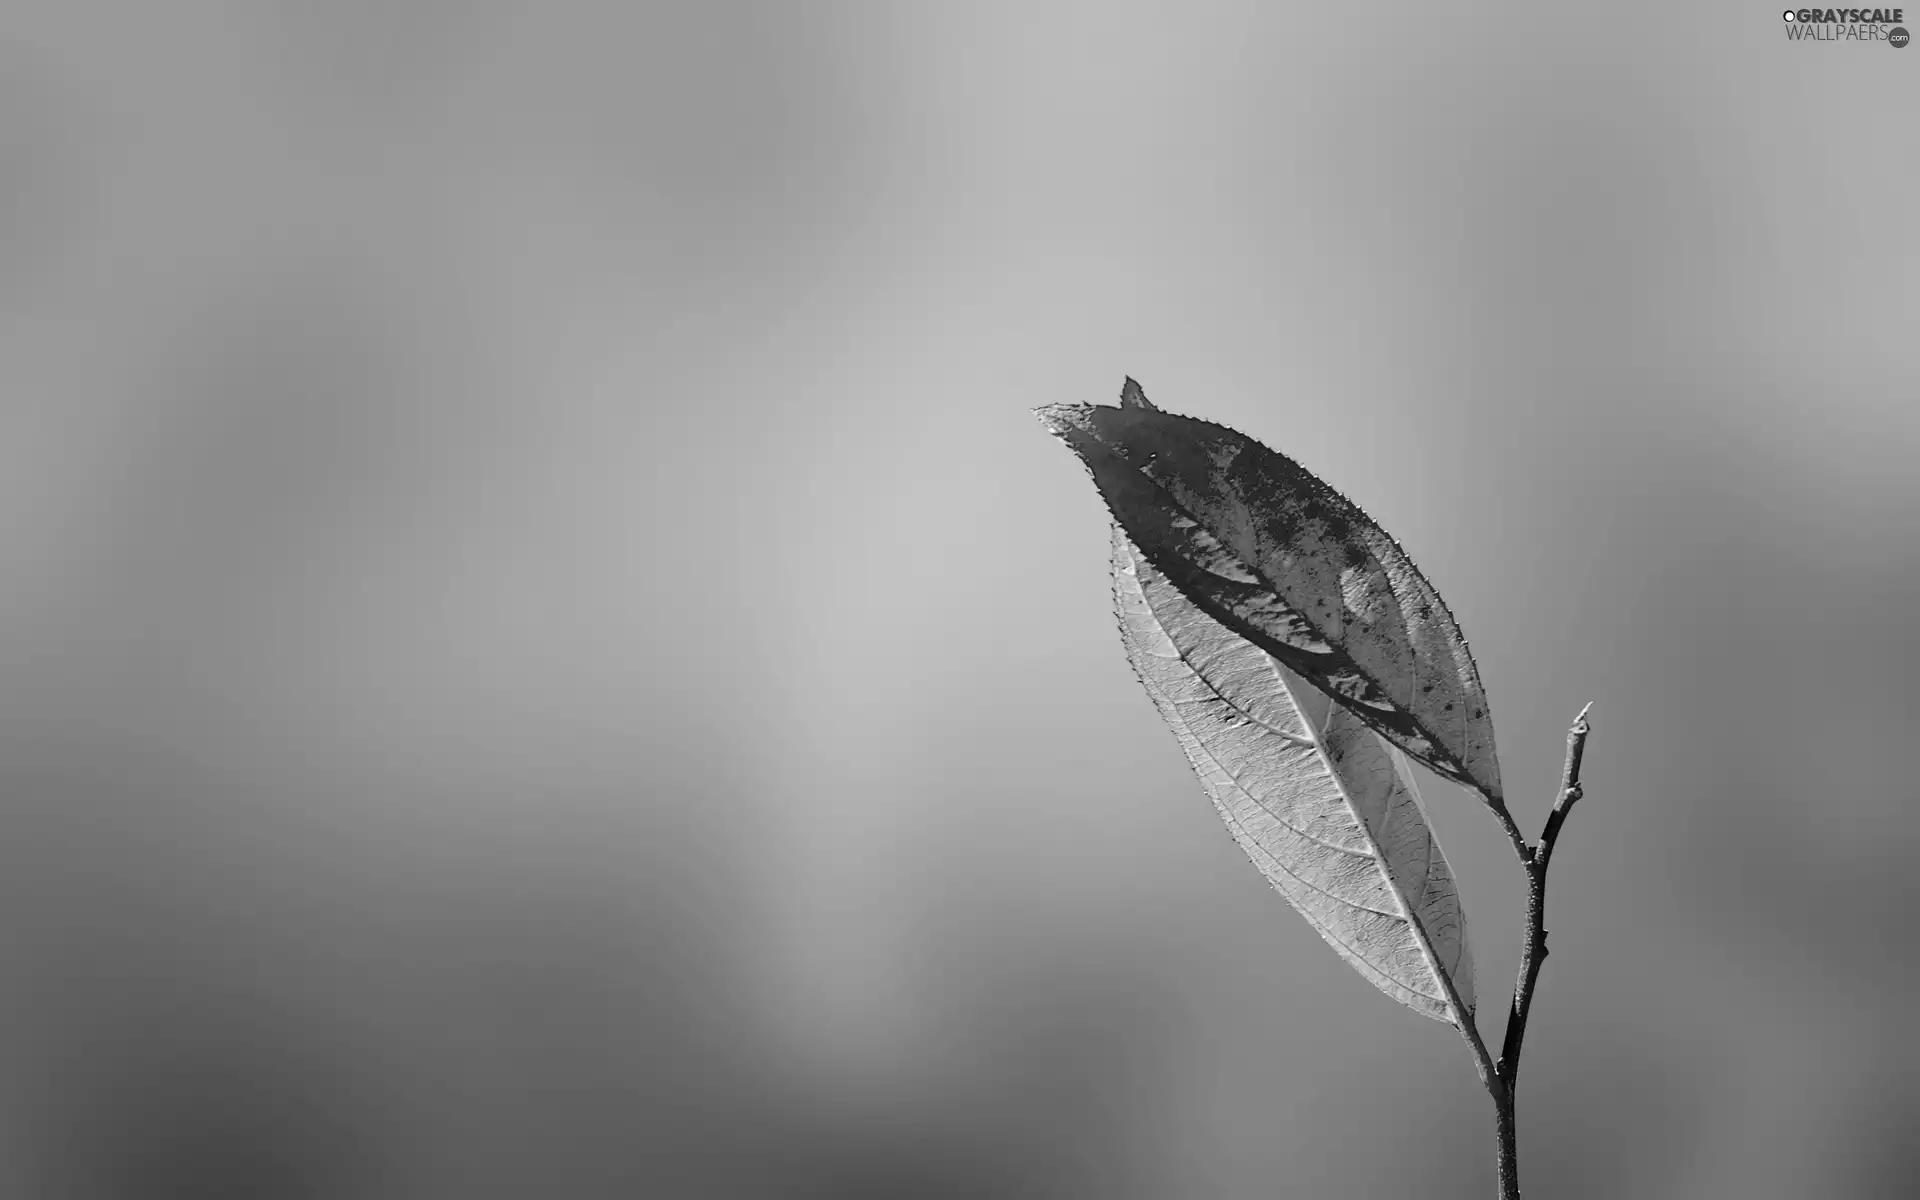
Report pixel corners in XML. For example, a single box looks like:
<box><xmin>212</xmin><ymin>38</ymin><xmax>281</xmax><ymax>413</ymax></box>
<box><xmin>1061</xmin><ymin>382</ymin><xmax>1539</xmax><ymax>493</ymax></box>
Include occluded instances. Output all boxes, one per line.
<box><xmin>1114</xmin><ymin>526</ymin><xmax>1475</xmax><ymax>1025</ymax></box>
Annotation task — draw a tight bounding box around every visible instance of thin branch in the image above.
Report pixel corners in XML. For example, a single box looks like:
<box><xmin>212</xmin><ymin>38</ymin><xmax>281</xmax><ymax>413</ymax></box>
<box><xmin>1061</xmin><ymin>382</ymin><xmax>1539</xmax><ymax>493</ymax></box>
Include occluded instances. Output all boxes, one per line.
<box><xmin>1532</xmin><ymin>701</ymin><xmax>1592</xmax><ymax>877</ymax></box>
<box><xmin>1499</xmin><ymin>702</ymin><xmax>1593</xmax><ymax>1086</ymax></box>
<box><xmin>1479</xmin><ymin>703</ymin><xmax>1594</xmax><ymax>1200</ymax></box>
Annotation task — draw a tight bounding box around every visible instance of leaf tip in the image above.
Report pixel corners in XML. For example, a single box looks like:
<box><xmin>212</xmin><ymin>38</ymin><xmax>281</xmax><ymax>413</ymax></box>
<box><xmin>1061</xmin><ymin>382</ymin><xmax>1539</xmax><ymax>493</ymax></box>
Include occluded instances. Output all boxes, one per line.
<box><xmin>1030</xmin><ymin>402</ymin><xmax>1070</xmax><ymax>433</ymax></box>
<box><xmin>1118</xmin><ymin>377</ymin><xmax>1157</xmax><ymax>410</ymax></box>
<box><xmin>1032</xmin><ymin>401</ymin><xmax>1099</xmax><ymax>440</ymax></box>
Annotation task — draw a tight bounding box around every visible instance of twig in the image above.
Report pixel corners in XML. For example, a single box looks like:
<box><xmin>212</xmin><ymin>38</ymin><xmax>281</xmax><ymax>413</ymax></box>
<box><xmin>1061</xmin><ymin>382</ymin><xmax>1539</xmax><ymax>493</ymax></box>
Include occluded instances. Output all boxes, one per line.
<box><xmin>1479</xmin><ymin>703</ymin><xmax>1594</xmax><ymax>1200</ymax></box>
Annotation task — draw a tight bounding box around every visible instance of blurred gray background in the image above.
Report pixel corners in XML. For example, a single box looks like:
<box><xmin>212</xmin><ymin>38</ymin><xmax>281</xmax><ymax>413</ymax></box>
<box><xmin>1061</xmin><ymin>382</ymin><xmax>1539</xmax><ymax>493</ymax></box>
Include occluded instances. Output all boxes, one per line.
<box><xmin>0</xmin><ymin>3</ymin><xmax>1914</xmax><ymax>1198</ymax></box>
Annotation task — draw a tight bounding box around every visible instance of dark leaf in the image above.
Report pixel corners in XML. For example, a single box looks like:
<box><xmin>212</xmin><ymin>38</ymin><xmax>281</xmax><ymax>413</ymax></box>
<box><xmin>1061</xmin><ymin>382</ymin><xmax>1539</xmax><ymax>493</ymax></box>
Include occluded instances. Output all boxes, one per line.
<box><xmin>1040</xmin><ymin>379</ymin><xmax>1504</xmax><ymax>810</ymax></box>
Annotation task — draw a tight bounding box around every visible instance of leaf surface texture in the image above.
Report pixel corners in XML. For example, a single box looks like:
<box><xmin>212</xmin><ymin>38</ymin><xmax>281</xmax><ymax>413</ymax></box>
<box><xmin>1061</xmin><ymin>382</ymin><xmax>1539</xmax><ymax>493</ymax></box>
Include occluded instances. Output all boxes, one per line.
<box><xmin>1113</xmin><ymin>525</ymin><xmax>1475</xmax><ymax>1024</ymax></box>
<box><xmin>1039</xmin><ymin>380</ymin><xmax>1504</xmax><ymax>808</ymax></box>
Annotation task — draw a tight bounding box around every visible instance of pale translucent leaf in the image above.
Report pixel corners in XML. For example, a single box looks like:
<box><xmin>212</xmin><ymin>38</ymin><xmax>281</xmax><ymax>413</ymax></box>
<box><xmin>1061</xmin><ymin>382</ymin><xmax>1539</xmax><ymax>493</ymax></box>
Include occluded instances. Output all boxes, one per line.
<box><xmin>1113</xmin><ymin>525</ymin><xmax>1475</xmax><ymax>1025</ymax></box>
<box><xmin>1039</xmin><ymin>378</ymin><xmax>1504</xmax><ymax>809</ymax></box>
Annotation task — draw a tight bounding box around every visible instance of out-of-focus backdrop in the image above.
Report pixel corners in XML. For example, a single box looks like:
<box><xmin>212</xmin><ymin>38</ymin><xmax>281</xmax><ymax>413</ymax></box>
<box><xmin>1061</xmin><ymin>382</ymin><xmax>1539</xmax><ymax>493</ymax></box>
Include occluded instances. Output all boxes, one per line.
<box><xmin>0</xmin><ymin>3</ymin><xmax>1914</xmax><ymax>1197</ymax></box>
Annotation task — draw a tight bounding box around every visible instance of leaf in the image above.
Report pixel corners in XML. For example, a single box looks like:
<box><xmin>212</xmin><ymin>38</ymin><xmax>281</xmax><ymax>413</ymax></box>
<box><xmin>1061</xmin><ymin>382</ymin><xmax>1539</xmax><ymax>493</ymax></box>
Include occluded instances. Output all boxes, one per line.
<box><xmin>1038</xmin><ymin>378</ymin><xmax>1505</xmax><ymax>810</ymax></box>
<box><xmin>1113</xmin><ymin>525</ymin><xmax>1475</xmax><ymax>1025</ymax></box>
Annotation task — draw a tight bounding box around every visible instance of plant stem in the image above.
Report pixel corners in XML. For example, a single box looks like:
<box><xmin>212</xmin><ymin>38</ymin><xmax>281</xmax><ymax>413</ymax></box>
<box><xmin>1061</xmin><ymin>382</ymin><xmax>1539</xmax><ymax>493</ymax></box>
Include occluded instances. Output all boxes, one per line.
<box><xmin>1475</xmin><ymin>703</ymin><xmax>1593</xmax><ymax>1200</ymax></box>
<box><xmin>1494</xmin><ymin>1084</ymin><xmax>1519</xmax><ymax>1198</ymax></box>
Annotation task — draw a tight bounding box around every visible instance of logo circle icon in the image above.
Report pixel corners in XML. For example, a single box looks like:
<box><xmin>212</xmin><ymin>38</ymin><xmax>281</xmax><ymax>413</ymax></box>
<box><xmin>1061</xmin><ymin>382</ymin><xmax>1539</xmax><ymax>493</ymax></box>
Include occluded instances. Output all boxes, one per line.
<box><xmin>1783</xmin><ymin>9</ymin><xmax>1795</xmax><ymax>18</ymax></box>
<box><xmin>1891</xmin><ymin>26</ymin><xmax>1910</xmax><ymax>46</ymax></box>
